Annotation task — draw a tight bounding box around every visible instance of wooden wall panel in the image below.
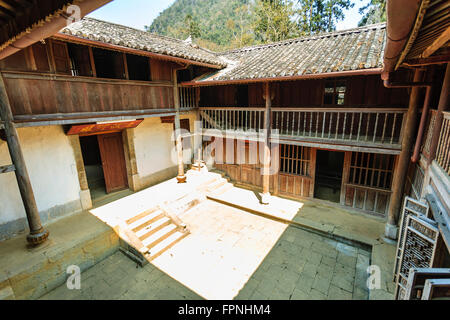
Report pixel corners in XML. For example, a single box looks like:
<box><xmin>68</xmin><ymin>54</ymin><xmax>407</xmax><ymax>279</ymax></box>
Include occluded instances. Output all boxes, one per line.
<box><xmin>3</xmin><ymin>74</ymin><xmax>175</xmax><ymax>116</ymax></box>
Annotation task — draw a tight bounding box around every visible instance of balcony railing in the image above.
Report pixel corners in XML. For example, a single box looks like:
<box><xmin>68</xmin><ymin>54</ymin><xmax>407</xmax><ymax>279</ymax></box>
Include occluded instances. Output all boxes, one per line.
<box><xmin>179</xmin><ymin>87</ymin><xmax>197</xmax><ymax>110</ymax></box>
<box><xmin>200</xmin><ymin>107</ymin><xmax>407</xmax><ymax>148</ymax></box>
<box><xmin>436</xmin><ymin>111</ymin><xmax>450</xmax><ymax>174</ymax></box>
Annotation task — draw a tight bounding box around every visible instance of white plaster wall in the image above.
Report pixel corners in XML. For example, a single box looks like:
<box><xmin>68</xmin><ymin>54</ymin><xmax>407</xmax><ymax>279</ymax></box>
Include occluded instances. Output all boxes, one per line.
<box><xmin>134</xmin><ymin>117</ymin><xmax>177</xmax><ymax>178</ymax></box>
<box><xmin>0</xmin><ymin>126</ymin><xmax>81</xmax><ymax>225</ymax></box>
<box><xmin>134</xmin><ymin>114</ymin><xmax>197</xmax><ymax>179</ymax></box>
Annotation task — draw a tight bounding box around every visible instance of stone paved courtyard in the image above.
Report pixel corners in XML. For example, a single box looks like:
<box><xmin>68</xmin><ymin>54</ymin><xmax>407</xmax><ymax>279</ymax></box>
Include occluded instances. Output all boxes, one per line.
<box><xmin>40</xmin><ymin>201</ymin><xmax>370</xmax><ymax>300</ymax></box>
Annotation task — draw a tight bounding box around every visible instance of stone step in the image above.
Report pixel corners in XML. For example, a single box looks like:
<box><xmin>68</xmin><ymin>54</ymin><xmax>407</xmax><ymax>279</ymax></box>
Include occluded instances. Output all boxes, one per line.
<box><xmin>128</xmin><ymin>210</ymin><xmax>165</xmax><ymax>232</ymax></box>
<box><xmin>205</xmin><ymin>178</ymin><xmax>228</xmax><ymax>192</ymax></box>
<box><xmin>141</xmin><ymin>224</ymin><xmax>178</xmax><ymax>248</ymax></box>
<box><xmin>126</xmin><ymin>208</ymin><xmax>160</xmax><ymax>226</ymax></box>
<box><xmin>137</xmin><ymin>217</ymin><xmax>171</xmax><ymax>241</ymax></box>
<box><xmin>211</xmin><ymin>182</ymin><xmax>233</xmax><ymax>196</ymax></box>
<box><xmin>146</xmin><ymin>231</ymin><xmax>190</xmax><ymax>261</ymax></box>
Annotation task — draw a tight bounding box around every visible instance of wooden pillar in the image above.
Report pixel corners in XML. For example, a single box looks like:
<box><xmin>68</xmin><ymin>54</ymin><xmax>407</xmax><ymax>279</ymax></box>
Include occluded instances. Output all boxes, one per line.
<box><xmin>173</xmin><ymin>69</ymin><xmax>186</xmax><ymax>183</ymax></box>
<box><xmin>386</xmin><ymin>69</ymin><xmax>425</xmax><ymax>240</ymax></box>
<box><xmin>262</xmin><ymin>82</ymin><xmax>272</xmax><ymax>204</ymax></box>
<box><xmin>0</xmin><ymin>73</ymin><xmax>49</xmax><ymax>245</ymax></box>
<box><xmin>340</xmin><ymin>151</ymin><xmax>352</xmax><ymax>205</ymax></box>
<box><xmin>429</xmin><ymin>63</ymin><xmax>450</xmax><ymax>164</ymax></box>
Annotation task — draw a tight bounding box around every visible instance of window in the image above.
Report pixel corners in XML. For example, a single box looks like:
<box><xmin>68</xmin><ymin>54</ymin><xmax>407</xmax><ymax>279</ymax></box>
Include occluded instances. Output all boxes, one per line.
<box><xmin>348</xmin><ymin>152</ymin><xmax>395</xmax><ymax>190</ymax></box>
<box><xmin>126</xmin><ymin>54</ymin><xmax>150</xmax><ymax>81</ymax></box>
<box><xmin>92</xmin><ymin>47</ymin><xmax>125</xmax><ymax>79</ymax></box>
<box><xmin>324</xmin><ymin>79</ymin><xmax>346</xmax><ymax>106</ymax></box>
<box><xmin>280</xmin><ymin>145</ymin><xmax>311</xmax><ymax>177</ymax></box>
<box><xmin>67</xmin><ymin>43</ymin><xmax>93</xmax><ymax>77</ymax></box>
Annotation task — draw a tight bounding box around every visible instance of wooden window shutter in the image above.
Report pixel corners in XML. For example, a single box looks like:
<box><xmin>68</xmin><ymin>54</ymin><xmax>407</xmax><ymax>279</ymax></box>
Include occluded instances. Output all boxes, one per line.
<box><xmin>51</xmin><ymin>40</ymin><xmax>71</xmax><ymax>74</ymax></box>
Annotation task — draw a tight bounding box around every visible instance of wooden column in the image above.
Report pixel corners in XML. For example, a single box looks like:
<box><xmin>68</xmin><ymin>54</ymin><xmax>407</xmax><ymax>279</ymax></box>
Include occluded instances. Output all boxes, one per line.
<box><xmin>429</xmin><ymin>63</ymin><xmax>450</xmax><ymax>164</ymax></box>
<box><xmin>0</xmin><ymin>73</ymin><xmax>49</xmax><ymax>245</ymax></box>
<box><xmin>340</xmin><ymin>151</ymin><xmax>352</xmax><ymax>205</ymax></box>
<box><xmin>173</xmin><ymin>69</ymin><xmax>186</xmax><ymax>183</ymax></box>
<box><xmin>262</xmin><ymin>82</ymin><xmax>272</xmax><ymax>204</ymax></box>
<box><xmin>386</xmin><ymin>69</ymin><xmax>425</xmax><ymax>240</ymax></box>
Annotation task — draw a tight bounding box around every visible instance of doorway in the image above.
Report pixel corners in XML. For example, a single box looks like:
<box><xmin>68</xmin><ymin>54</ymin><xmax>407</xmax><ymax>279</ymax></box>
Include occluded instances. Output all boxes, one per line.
<box><xmin>80</xmin><ymin>132</ymin><xmax>129</xmax><ymax>199</ymax></box>
<box><xmin>314</xmin><ymin>150</ymin><xmax>345</xmax><ymax>203</ymax></box>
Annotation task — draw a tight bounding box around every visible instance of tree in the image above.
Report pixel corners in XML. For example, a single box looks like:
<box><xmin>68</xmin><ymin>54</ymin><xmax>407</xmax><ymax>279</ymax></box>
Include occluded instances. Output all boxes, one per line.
<box><xmin>358</xmin><ymin>0</ymin><xmax>386</xmax><ymax>26</ymax></box>
<box><xmin>253</xmin><ymin>0</ymin><xmax>299</xmax><ymax>43</ymax></box>
<box><xmin>297</xmin><ymin>0</ymin><xmax>354</xmax><ymax>35</ymax></box>
<box><xmin>185</xmin><ymin>14</ymin><xmax>201</xmax><ymax>39</ymax></box>
<box><xmin>227</xmin><ymin>5</ymin><xmax>256</xmax><ymax>48</ymax></box>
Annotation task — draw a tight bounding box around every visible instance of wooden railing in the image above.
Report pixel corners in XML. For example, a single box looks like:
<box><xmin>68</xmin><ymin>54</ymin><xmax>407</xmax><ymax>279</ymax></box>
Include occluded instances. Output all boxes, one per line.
<box><xmin>200</xmin><ymin>107</ymin><xmax>407</xmax><ymax>148</ymax></box>
<box><xmin>272</xmin><ymin>108</ymin><xmax>406</xmax><ymax>147</ymax></box>
<box><xmin>200</xmin><ymin>107</ymin><xmax>266</xmax><ymax>132</ymax></box>
<box><xmin>179</xmin><ymin>87</ymin><xmax>197</xmax><ymax>110</ymax></box>
<box><xmin>436</xmin><ymin>111</ymin><xmax>450</xmax><ymax>174</ymax></box>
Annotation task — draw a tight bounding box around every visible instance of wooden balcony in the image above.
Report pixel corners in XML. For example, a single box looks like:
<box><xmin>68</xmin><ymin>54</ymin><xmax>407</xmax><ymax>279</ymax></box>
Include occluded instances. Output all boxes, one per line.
<box><xmin>200</xmin><ymin>107</ymin><xmax>407</xmax><ymax>152</ymax></box>
<box><xmin>2</xmin><ymin>71</ymin><xmax>177</xmax><ymax>125</ymax></box>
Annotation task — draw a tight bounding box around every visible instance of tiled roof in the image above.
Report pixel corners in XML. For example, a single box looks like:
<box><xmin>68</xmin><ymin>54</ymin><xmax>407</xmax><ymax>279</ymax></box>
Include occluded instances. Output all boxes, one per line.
<box><xmin>194</xmin><ymin>23</ymin><xmax>386</xmax><ymax>83</ymax></box>
<box><xmin>59</xmin><ymin>18</ymin><xmax>226</xmax><ymax>67</ymax></box>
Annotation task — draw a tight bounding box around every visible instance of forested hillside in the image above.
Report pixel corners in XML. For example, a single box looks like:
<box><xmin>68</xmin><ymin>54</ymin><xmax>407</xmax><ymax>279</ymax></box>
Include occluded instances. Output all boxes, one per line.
<box><xmin>147</xmin><ymin>0</ymin><xmax>386</xmax><ymax>52</ymax></box>
<box><xmin>147</xmin><ymin>0</ymin><xmax>253</xmax><ymax>51</ymax></box>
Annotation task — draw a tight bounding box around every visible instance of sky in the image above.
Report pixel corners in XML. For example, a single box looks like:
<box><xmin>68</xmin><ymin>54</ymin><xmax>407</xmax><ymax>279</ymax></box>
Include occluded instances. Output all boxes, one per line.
<box><xmin>88</xmin><ymin>0</ymin><xmax>371</xmax><ymax>31</ymax></box>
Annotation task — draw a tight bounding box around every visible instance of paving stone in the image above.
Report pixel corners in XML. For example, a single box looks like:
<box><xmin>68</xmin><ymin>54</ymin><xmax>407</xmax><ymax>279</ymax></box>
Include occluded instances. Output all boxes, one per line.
<box><xmin>331</xmin><ymin>274</ymin><xmax>354</xmax><ymax>293</ymax></box>
<box><xmin>337</xmin><ymin>253</ymin><xmax>357</xmax><ymax>268</ymax></box>
<box><xmin>303</xmin><ymin>251</ymin><xmax>323</xmax><ymax>265</ymax></box>
<box><xmin>353</xmin><ymin>287</ymin><xmax>369</xmax><ymax>300</ymax></box>
<box><xmin>291</xmin><ymin>288</ymin><xmax>309</xmax><ymax>300</ymax></box>
<box><xmin>312</xmin><ymin>276</ymin><xmax>331</xmax><ymax>295</ymax></box>
<box><xmin>336</xmin><ymin>243</ymin><xmax>358</xmax><ymax>258</ymax></box>
<box><xmin>316</xmin><ymin>264</ymin><xmax>334</xmax><ymax>280</ymax></box>
<box><xmin>308</xmin><ymin>289</ymin><xmax>327</xmax><ymax>300</ymax></box>
<box><xmin>320</xmin><ymin>256</ymin><xmax>337</xmax><ymax>268</ymax></box>
<box><xmin>301</xmin><ymin>262</ymin><xmax>318</xmax><ymax>278</ymax></box>
<box><xmin>327</xmin><ymin>285</ymin><xmax>353</xmax><ymax>300</ymax></box>
<box><xmin>295</xmin><ymin>274</ymin><xmax>314</xmax><ymax>293</ymax></box>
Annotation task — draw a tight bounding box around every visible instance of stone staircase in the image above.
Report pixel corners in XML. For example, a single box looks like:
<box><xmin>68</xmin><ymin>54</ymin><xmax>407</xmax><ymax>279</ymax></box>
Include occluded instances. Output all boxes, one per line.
<box><xmin>121</xmin><ymin>208</ymin><xmax>190</xmax><ymax>261</ymax></box>
<box><xmin>117</xmin><ymin>168</ymin><xmax>234</xmax><ymax>262</ymax></box>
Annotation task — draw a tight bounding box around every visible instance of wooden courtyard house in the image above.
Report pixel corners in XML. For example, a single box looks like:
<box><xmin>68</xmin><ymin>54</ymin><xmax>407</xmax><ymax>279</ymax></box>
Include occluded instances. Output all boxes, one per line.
<box><xmin>0</xmin><ymin>0</ymin><xmax>448</xmax><ymax>300</ymax></box>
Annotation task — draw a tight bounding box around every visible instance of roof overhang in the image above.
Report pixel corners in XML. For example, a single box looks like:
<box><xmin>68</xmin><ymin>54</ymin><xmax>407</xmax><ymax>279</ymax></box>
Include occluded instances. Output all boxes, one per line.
<box><xmin>0</xmin><ymin>0</ymin><xmax>112</xmax><ymax>60</ymax></box>
<box><xmin>52</xmin><ymin>33</ymin><xmax>224</xmax><ymax>69</ymax></box>
<box><xmin>181</xmin><ymin>68</ymin><xmax>383</xmax><ymax>87</ymax></box>
<box><xmin>383</xmin><ymin>0</ymin><xmax>450</xmax><ymax>77</ymax></box>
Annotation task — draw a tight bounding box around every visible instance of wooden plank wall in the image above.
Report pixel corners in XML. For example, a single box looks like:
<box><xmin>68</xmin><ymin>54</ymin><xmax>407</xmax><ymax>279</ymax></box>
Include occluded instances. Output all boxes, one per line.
<box><xmin>3</xmin><ymin>74</ymin><xmax>174</xmax><ymax>116</ymax></box>
<box><xmin>199</xmin><ymin>76</ymin><xmax>410</xmax><ymax>108</ymax></box>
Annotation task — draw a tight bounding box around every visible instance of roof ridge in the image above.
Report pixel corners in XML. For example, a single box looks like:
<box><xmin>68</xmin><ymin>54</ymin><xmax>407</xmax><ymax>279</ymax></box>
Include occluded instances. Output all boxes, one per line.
<box><xmin>220</xmin><ymin>23</ymin><xmax>386</xmax><ymax>55</ymax></box>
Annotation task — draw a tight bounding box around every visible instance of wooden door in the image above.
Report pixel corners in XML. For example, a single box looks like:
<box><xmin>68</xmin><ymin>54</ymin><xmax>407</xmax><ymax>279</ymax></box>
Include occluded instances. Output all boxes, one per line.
<box><xmin>97</xmin><ymin>133</ymin><xmax>128</xmax><ymax>193</ymax></box>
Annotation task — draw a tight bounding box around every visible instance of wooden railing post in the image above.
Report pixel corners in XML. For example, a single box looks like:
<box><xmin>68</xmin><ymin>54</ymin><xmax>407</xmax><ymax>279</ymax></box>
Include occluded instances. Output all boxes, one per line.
<box><xmin>0</xmin><ymin>73</ymin><xmax>49</xmax><ymax>246</ymax></box>
<box><xmin>262</xmin><ymin>82</ymin><xmax>272</xmax><ymax>204</ymax></box>
<box><xmin>386</xmin><ymin>69</ymin><xmax>425</xmax><ymax>241</ymax></box>
<box><xmin>173</xmin><ymin>69</ymin><xmax>186</xmax><ymax>183</ymax></box>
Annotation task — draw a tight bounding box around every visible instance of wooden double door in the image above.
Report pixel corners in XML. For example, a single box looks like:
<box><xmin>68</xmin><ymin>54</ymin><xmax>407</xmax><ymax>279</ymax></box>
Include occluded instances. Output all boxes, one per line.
<box><xmin>97</xmin><ymin>132</ymin><xmax>129</xmax><ymax>193</ymax></box>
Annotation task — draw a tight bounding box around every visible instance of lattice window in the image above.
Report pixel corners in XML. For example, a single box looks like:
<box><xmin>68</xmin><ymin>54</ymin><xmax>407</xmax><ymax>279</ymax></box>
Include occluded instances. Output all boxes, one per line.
<box><xmin>395</xmin><ymin>214</ymin><xmax>439</xmax><ymax>300</ymax></box>
<box><xmin>280</xmin><ymin>145</ymin><xmax>311</xmax><ymax>177</ymax></box>
<box><xmin>348</xmin><ymin>152</ymin><xmax>395</xmax><ymax>190</ymax></box>
<box><xmin>324</xmin><ymin>79</ymin><xmax>346</xmax><ymax>106</ymax></box>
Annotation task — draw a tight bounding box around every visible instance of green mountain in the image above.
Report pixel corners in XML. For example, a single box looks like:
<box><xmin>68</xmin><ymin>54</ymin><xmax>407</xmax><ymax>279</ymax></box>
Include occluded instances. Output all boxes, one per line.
<box><xmin>146</xmin><ymin>0</ymin><xmax>254</xmax><ymax>51</ymax></box>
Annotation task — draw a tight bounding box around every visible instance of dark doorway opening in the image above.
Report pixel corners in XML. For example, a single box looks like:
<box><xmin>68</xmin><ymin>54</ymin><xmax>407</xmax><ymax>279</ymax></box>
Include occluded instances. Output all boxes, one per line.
<box><xmin>314</xmin><ymin>150</ymin><xmax>345</xmax><ymax>203</ymax></box>
<box><xmin>79</xmin><ymin>135</ymin><xmax>106</xmax><ymax>199</ymax></box>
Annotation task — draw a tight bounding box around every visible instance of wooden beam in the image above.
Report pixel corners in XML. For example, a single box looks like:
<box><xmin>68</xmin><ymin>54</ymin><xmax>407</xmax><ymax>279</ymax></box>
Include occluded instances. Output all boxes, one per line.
<box><xmin>403</xmin><ymin>54</ymin><xmax>450</xmax><ymax>67</ymax></box>
<box><xmin>0</xmin><ymin>164</ymin><xmax>14</xmax><ymax>174</ymax></box>
<box><xmin>422</xmin><ymin>26</ymin><xmax>450</xmax><ymax>58</ymax></box>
